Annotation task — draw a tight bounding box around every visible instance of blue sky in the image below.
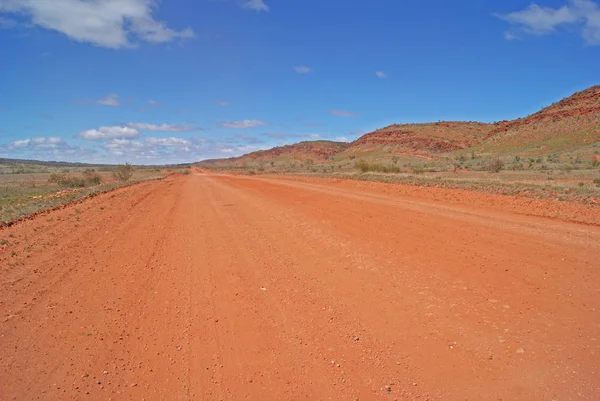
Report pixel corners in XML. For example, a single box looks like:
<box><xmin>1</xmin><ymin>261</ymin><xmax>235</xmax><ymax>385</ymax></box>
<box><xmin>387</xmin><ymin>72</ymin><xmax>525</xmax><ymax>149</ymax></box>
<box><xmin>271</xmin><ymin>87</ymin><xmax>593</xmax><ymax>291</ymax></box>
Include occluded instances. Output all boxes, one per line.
<box><xmin>0</xmin><ymin>0</ymin><xmax>598</xmax><ymax>164</ymax></box>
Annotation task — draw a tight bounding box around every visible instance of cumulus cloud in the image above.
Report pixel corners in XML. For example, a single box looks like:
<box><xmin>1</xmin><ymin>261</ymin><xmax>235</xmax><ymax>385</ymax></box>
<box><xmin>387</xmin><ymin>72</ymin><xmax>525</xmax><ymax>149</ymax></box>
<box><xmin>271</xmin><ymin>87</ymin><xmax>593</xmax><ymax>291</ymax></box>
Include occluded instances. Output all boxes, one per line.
<box><xmin>125</xmin><ymin>122</ymin><xmax>201</xmax><ymax>132</ymax></box>
<box><xmin>8</xmin><ymin>136</ymin><xmax>63</xmax><ymax>150</ymax></box>
<box><xmin>496</xmin><ymin>0</ymin><xmax>600</xmax><ymax>45</ymax></box>
<box><xmin>78</xmin><ymin>126</ymin><xmax>141</xmax><ymax>141</ymax></box>
<box><xmin>103</xmin><ymin>136</ymin><xmax>193</xmax><ymax>158</ymax></box>
<box><xmin>0</xmin><ymin>0</ymin><xmax>194</xmax><ymax>49</ymax></box>
<box><xmin>295</xmin><ymin>66</ymin><xmax>312</xmax><ymax>73</ymax></box>
<box><xmin>376</xmin><ymin>71</ymin><xmax>387</xmax><ymax>78</ymax></box>
<box><xmin>97</xmin><ymin>93</ymin><xmax>120</xmax><ymax>107</ymax></box>
<box><xmin>219</xmin><ymin>120</ymin><xmax>268</xmax><ymax>129</ymax></box>
<box><xmin>148</xmin><ymin>99</ymin><xmax>161</xmax><ymax>107</ymax></box>
<box><xmin>145</xmin><ymin>137</ymin><xmax>190</xmax><ymax>147</ymax></box>
<box><xmin>4</xmin><ymin>136</ymin><xmax>97</xmax><ymax>160</ymax></box>
<box><xmin>242</xmin><ymin>0</ymin><xmax>269</xmax><ymax>12</ymax></box>
<box><xmin>335</xmin><ymin>136</ymin><xmax>350</xmax><ymax>142</ymax></box>
<box><xmin>329</xmin><ymin>110</ymin><xmax>358</xmax><ymax>117</ymax></box>
<box><xmin>214</xmin><ymin>100</ymin><xmax>229</xmax><ymax>106</ymax></box>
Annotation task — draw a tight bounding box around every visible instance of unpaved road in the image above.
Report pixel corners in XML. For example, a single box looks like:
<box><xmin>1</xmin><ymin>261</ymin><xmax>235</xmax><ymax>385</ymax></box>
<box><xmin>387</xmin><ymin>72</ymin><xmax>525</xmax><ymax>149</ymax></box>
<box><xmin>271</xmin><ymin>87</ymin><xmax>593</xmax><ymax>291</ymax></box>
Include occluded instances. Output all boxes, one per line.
<box><xmin>1</xmin><ymin>172</ymin><xmax>599</xmax><ymax>400</ymax></box>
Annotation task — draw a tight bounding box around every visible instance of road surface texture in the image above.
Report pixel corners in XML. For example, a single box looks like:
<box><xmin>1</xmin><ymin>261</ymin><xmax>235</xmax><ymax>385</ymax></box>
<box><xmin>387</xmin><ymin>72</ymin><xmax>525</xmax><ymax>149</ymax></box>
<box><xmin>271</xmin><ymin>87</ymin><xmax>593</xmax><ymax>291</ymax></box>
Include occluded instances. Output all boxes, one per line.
<box><xmin>1</xmin><ymin>172</ymin><xmax>599</xmax><ymax>400</ymax></box>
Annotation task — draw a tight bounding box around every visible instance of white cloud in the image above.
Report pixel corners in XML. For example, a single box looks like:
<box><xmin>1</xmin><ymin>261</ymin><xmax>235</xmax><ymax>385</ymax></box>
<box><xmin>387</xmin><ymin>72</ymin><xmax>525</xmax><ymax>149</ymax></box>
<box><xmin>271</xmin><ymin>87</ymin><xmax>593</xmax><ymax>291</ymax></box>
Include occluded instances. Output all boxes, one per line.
<box><xmin>376</xmin><ymin>71</ymin><xmax>387</xmax><ymax>78</ymax></box>
<box><xmin>0</xmin><ymin>0</ymin><xmax>194</xmax><ymax>49</ymax></box>
<box><xmin>214</xmin><ymin>100</ymin><xmax>229</xmax><ymax>106</ymax></box>
<box><xmin>295</xmin><ymin>66</ymin><xmax>312</xmax><ymax>73</ymax></box>
<box><xmin>97</xmin><ymin>93</ymin><xmax>120</xmax><ymax>107</ymax></box>
<box><xmin>496</xmin><ymin>0</ymin><xmax>600</xmax><ymax>45</ymax></box>
<box><xmin>335</xmin><ymin>136</ymin><xmax>350</xmax><ymax>142</ymax></box>
<box><xmin>103</xmin><ymin>138</ymin><xmax>144</xmax><ymax>157</ymax></box>
<box><xmin>9</xmin><ymin>139</ymin><xmax>33</xmax><ymax>148</ymax></box>
<box><xmin>148</xmin><ymin>99</ymin><xmax>161</xmax><ymax>107</ymax></box>
<box><xmin>125</xmin><ymin>122</ymin><xmax>200</xmax><ymax>132</ymax></box>
<box><xmin>242</xmin><ymin>0</ymin><xmax>269</xmax><ymax>12</ymax></box>
<box><xmin>219</xmin><ymin>120</ymin><xmax>268</xmax><ymax>129</ymax></box>
<box><xmin>145</xmin><ymin>137</ymin><xmax>190</xmax><ymax>147</ymax></box>
<box><xmin>329</xmin><ymin>110</ymin><xmax>358</xmax><ymax>117</ymax></box>
<box><xmin>5</xmin><ymin>136</ymin><xmax>96</xmax><ymax>160</ymax></box>
<box><xmin>78</xmin><ymin>126</ymin><xmax>141</xmax><ymax>141</ymax></box>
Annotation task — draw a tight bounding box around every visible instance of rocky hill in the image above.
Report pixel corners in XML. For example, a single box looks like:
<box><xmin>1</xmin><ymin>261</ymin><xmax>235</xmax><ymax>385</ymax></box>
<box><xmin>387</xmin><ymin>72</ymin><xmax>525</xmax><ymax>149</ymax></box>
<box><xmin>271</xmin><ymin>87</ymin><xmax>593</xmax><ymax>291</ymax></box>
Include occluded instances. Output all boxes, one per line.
<box><xmin>344</xmin><ymin>122</ymin><xmax>494</xmax><ymax>159</ymax></box>
<box><xmin>480</xmin><ymin>85</ymin><xmax>600</xmax><ymax>155</ymax></box>
<box><xmin>200</xmin><ymin>85</ymin><xmax>600</xmax><ymax>167</ymax></box>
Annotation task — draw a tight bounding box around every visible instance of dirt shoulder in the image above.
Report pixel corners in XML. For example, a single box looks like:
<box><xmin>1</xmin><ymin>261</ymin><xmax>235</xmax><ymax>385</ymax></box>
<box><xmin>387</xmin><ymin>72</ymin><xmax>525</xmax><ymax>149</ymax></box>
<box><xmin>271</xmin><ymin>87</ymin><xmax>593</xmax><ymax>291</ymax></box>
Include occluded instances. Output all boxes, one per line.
<box><xmin>260</xmin><ymin>173</ymin><xmax>600</xmax><ymax>225</ymax></box>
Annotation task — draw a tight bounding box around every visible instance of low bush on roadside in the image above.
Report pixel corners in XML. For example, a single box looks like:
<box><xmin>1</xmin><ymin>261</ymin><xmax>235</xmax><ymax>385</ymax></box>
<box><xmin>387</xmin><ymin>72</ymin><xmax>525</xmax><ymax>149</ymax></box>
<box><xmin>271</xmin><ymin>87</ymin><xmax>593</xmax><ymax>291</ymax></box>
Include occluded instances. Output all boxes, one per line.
<box><xmin>48</xmin><ymin>169</ymin><xmax>103</xmax><ymax>188</ymax></box>
<box><xmin>486</xmin><ymin>158</ymin><xmax>504</xmax><ymax>173</ymax></box>
<box><xmin>355</xmin><ymin>159</ymin><xmax>401</xmax><ymax>174</ymax></box>
<box><xmin>48</xmin><ymin>173</ymin><xmax>85</xmax><ymax>188</ymax></box>
<box><xmin>82</xmin><ymin>169</ymin><xmax>102</xmax><ymax>185</ymax></box>
<box><xmin>113</xmin><ymin>163</ymin><xmax>135</xmax><ymax>182</ymax></box>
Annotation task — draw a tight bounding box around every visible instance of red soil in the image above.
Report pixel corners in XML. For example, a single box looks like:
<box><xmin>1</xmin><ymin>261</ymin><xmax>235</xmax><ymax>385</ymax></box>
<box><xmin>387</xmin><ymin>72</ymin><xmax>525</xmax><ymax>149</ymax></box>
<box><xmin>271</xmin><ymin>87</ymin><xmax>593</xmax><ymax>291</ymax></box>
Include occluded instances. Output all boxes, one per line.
<box><xmin>1</xmin><ymin>172</ymin><xmax>599</xmax><ymax>399</ymax></box>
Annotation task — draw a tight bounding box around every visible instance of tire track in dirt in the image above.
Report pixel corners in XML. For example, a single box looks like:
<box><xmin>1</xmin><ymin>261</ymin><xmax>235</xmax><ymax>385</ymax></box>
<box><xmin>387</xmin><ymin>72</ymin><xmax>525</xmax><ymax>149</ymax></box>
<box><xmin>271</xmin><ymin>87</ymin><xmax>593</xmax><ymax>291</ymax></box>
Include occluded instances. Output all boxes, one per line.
<box><xmin>1</xmin><ymin>172</ymin><xmax>599</xmax><ymax>400</ymax></box>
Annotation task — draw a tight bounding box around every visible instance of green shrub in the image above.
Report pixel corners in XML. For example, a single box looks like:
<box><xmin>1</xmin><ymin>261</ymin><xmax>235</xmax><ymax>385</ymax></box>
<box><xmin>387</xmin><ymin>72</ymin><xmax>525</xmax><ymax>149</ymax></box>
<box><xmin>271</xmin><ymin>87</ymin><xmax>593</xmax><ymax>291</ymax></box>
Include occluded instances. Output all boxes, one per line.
<box><xmin>82</xmin><ymin>169</ymin><xmax>102</xmax><ymax>185</ymax></box>
<box><xmin>48</xmin><ymin>173</ymin><xmax>86</xmax><ymax>188</ymax></box>
<box><xmin>355</xmin><ymin>160</ymin><xmax>401</xmax><ymax>174</ymax></box>
<box><xmin>48</xmin><ymin>173</ymin><xmax>67</xmax><ymax>184</ymax></box>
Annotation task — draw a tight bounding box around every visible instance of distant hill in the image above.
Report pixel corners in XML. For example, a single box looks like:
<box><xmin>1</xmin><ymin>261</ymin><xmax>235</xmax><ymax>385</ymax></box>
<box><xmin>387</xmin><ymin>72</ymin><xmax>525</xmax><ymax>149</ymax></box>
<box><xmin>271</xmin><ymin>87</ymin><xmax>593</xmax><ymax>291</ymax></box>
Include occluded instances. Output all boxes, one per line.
<box><xmin>201</xmin><ymin>140</ymin><xmax>350</xmax><ymax>167</ymax></box>
<box><xmin>0</xmin><ymin>158</ymin><xmax>193</xmax><ymax>169</ymax></box>
<box><xmin>479</xmin><ymin>85</ymin><xmax>600</xmax><ymax>155</ymax></box>
<box><xmin>0</xmin><ymin>158</ymin><xmax>108</xmax><ymax>168</ymax></box>
<box><xmin>199</xmin><ymin>85</ymin><xmax>600</xmax><ymax>168</ymax></box>
<box><xmin>343</xmin><ymin>122</ymin><xmax>494</xmax><ymax>160</ymax></box>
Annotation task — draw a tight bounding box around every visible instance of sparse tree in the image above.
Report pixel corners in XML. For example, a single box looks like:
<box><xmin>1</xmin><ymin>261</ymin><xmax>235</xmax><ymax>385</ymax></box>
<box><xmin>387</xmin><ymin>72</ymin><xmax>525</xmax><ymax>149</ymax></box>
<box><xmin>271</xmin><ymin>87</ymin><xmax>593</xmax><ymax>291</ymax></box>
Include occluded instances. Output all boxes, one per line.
<box><xmin>391</xmin><ymin>155</ymin><xmax>399</xmax><ymax>165</ymax></box>
<box><xmin>113</xmin><ymin>163</ymin><xmax>135</xmax><ymax>182</ymax></box>
<box><xmin>453</xmin><ymin>161</ymin><xmax>461</xmax><ymax>173</ymax></box>
<box><xmin>486</xmin><ymin>158</ymin><xmax>504</xmax><ymax>173</ymax></box>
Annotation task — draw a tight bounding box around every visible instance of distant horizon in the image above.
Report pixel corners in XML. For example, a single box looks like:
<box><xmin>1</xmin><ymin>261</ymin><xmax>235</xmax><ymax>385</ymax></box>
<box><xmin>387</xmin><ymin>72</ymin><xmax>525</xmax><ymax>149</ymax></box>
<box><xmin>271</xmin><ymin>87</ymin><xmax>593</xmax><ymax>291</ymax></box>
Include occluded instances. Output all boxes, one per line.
<box><xmin>1</xmin><ymin>0</ymin><xmax>599</xmax><ymax>164</ymax></box>
<box><xmin>1</xmin><ymin>83</ymin><xmax>597</xmax><ymax>165</ymax></box>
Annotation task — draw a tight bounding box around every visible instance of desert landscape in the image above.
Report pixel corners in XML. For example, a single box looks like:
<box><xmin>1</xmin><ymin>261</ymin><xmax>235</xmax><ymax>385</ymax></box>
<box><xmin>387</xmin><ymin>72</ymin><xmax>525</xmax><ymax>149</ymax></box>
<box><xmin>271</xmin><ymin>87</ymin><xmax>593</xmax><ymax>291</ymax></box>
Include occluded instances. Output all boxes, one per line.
<box><xmin>1</xmin><ymin>85</ymin><xmax>599</xmax><ymax>400</ymax></box>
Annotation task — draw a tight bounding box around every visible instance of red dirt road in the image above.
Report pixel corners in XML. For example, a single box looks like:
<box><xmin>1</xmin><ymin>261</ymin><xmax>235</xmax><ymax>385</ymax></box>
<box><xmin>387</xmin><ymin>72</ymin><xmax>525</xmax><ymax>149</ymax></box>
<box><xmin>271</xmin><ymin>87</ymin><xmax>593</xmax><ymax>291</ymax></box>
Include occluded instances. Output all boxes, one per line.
<box><xmin>1</xmin><ymin>172</ymin><xmax>599</xmax><ymax>400</ymax></box>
